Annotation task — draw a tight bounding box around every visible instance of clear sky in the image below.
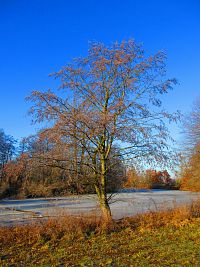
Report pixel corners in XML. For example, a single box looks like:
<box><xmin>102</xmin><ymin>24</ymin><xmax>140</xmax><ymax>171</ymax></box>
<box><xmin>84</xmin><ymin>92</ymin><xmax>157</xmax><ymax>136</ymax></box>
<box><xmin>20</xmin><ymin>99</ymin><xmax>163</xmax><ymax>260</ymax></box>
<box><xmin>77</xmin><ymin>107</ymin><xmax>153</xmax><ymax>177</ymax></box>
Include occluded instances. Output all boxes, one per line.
<box><xmin>0</xmin><ymin>0</ymin><xmax>199</xmax><ymax>143</ymax></box>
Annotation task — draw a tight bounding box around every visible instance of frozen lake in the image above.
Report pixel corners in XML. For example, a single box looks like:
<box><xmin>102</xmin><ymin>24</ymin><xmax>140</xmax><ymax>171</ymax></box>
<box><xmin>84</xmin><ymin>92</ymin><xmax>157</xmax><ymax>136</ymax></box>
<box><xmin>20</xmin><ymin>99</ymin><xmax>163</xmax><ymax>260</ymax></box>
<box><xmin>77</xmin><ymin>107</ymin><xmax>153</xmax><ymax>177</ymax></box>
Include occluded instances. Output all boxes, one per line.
<box><xmin>0</xmin><ymin>190</ymin><xmax>200</xmax><ymax>226</ymax></box>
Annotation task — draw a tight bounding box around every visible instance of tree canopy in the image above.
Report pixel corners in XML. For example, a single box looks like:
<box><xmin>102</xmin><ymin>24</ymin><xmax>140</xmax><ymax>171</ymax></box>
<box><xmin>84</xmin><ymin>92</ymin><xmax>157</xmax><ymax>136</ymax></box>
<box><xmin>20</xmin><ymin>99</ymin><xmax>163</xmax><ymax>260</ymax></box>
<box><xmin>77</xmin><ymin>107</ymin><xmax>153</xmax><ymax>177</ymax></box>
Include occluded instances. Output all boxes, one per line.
<box><xmin>27</xmin><ymin>40</ymin><xmax>179</xmax><ymax>221</ymax></box>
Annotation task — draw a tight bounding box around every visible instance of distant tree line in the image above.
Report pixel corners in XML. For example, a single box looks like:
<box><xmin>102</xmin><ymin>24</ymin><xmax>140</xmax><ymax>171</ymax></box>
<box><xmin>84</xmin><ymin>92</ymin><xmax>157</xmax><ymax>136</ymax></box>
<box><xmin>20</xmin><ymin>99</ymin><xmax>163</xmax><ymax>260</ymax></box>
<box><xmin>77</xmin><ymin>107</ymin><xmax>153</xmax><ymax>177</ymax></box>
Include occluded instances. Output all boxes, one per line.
<box><xmin>0</xmin><ymin>129</ymin><xmax>127</xmax><ymax>198</ymax></box>
<box><xmin>0</xmin><ymin>127</ymin><xmax>180</xmax><ymax>199</ymax></box>
<box><xmin>2</xmin><ymin>99</ymin><xmax>199</xmax><ymax>198</ymax></box>
<box><xmin>124</xmin><ymin>168</ymin><xmax>179</xmax><ymax>190</ymax></box>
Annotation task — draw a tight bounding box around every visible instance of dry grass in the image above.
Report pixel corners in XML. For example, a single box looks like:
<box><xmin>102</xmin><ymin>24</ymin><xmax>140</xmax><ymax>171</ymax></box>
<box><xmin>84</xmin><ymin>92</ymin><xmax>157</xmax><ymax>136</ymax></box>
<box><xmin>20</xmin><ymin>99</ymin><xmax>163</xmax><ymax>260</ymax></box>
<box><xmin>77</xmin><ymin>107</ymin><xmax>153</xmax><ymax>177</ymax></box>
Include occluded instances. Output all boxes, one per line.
<box><xmin>0</xmin><ymin>213</ymin><xmax>102</xmax><ymax>246</ymax></box>
<box><xmin>0</xmin><ymin>199</ymin><xmax>200</xmax><ymax>266</ymax></box>
<box><xmin>121</xmin><ymin>198</ymin><xmax>200</xmax><ymax>231</ymax></box>
<box><xmin>1</xmin><ymin>198</ymin><xmax>200</xmax><ymax>245</ymax></box>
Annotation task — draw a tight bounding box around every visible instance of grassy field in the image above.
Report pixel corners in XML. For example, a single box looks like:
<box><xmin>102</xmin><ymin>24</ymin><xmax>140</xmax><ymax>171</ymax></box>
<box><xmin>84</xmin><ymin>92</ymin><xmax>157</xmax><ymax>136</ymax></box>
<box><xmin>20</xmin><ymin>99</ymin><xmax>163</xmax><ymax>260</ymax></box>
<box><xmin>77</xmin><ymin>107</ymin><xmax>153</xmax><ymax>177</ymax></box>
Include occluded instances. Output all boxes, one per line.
<box><xmin>1</xmin><ymin>200</ymin><xmax>200</xmax><ymax>266</ymax></box>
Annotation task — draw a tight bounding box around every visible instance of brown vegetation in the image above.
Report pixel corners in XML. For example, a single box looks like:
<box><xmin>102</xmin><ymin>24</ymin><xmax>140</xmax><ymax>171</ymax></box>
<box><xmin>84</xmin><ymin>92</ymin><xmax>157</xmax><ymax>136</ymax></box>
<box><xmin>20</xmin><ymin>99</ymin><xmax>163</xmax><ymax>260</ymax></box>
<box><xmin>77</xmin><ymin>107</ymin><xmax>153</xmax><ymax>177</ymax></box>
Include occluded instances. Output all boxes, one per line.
<box><xmin>0</xmin><ymin>199</ymin><xmax>200</xmax><ymax>266</ymax></box>
<box><xmin>0</xmin><ymin>199</ymin><xmax>200</xmax><ymax>247</ymax></box>
<box><xmin>124</xmin><ymin>168</ymin><xmax>179</xmax><ymax>189</ymax></box>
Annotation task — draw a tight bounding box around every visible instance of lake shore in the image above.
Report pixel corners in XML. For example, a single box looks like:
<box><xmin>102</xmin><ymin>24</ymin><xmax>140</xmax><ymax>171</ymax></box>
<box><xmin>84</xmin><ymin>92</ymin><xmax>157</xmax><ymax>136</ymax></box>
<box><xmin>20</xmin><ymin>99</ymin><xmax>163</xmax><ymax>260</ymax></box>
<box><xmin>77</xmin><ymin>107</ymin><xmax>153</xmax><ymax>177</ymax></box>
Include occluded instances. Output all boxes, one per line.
<box><xmin>1</xmin><ymin>190</ymin><xmax>200</xmax><ymax>226</ymax></box>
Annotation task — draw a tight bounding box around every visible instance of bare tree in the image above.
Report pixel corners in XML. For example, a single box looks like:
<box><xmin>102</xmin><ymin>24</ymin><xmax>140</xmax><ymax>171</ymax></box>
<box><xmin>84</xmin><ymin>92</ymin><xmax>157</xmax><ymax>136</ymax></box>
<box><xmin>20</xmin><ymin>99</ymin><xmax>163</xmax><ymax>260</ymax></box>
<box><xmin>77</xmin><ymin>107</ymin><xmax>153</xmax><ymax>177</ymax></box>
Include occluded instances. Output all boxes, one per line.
<box><xmin>0</xmin><ymin>129</ymin><xmax>16</xmax><ymax>179</ymax></box>
<box><xmin>184</xmin><ymin>97</ymin><xmax>200</xmax><ymax>150</ymax></box>
<box><xmin>179</xmin><ymin>97</ymin><xmax>200</xmax><ymax>191</ymax></box>
<box><xmin>27</xmin><ymin>40</ymin><xmax>179</xmax><ymax>221</ymax></box>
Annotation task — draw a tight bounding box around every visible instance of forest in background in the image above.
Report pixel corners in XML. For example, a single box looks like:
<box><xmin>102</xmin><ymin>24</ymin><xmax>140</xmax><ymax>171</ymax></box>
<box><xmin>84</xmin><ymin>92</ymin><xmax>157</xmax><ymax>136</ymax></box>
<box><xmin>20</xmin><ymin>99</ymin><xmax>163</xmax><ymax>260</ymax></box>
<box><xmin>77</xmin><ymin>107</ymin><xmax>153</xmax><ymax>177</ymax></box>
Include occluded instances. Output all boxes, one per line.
<box><xmin>0</xmin><ymin>101</ymin><xmax>199</xmax><ymax>199</ymax></box>
<box><xmin>0</xmin><ymin>128</ymin><xmax>179</xmax><ymax>198</ymax></box>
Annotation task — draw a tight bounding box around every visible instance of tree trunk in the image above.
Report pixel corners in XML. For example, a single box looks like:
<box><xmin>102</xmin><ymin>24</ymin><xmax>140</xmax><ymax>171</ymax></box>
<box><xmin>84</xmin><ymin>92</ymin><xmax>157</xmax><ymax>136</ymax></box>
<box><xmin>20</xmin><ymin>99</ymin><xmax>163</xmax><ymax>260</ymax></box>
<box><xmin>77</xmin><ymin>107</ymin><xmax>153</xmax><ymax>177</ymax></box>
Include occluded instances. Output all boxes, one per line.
<box><xmin>99</xmin><ymin>192</ymin><xmax>112</xmax><ymax>221</ymax></box>
<box><xmin>100</xmin><ymin>153</ymin><xmax>113</xmax><ymax>221</ymax></box>
<box><xmin>95</xmin><ymin>182</ymin><xmax>112</xmax><ymax>221</ymax></box>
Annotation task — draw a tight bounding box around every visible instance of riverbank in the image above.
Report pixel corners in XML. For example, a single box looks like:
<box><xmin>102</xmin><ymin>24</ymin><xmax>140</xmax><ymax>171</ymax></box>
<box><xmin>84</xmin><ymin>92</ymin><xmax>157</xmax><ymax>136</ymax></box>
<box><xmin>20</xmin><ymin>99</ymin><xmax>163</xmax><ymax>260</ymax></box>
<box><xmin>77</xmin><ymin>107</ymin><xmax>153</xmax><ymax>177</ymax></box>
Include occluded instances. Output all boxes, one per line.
<box><xmin>1</xmin><ymin>198</ymin><xmax>200</xmax><ymax>266</ymax></box>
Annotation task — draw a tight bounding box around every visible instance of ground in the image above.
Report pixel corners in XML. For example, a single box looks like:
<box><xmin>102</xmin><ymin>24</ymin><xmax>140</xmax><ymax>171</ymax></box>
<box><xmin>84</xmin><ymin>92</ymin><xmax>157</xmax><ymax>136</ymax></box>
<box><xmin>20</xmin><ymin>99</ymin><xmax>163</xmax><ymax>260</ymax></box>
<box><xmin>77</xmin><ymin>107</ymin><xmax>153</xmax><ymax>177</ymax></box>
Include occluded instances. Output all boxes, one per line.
<box><xmin>1</xmin><ymin>214</ymin><xmax>200</xmax><ymax>266</ymax></box>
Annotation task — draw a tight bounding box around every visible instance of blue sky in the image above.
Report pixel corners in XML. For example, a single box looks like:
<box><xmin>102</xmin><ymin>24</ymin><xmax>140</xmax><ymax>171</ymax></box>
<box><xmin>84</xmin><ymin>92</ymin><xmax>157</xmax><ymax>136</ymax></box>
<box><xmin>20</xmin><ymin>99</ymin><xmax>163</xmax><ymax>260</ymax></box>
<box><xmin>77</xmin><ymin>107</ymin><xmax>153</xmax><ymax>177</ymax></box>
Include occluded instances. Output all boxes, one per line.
<box><xmin>0</xmin><ymin>0</ymin><xmax>199</xmax><ymax>143</ymax></box>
